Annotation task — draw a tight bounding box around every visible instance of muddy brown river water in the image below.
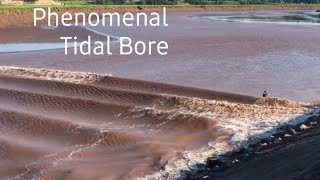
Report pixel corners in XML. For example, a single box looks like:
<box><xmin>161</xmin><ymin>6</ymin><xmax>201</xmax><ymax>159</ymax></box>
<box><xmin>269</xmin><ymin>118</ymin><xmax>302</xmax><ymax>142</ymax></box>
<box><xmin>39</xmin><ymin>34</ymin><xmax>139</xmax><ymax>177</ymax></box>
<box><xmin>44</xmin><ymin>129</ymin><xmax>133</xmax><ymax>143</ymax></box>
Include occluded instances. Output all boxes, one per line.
<box><xmin>0</xmin><ymin>10</ymin><xmax>319</xmax><ymax>179</ymax></box>
<box><xmin>1</xmin><ymin>11</ymin><xmax>319</xmax><ymax>102</ymax></box>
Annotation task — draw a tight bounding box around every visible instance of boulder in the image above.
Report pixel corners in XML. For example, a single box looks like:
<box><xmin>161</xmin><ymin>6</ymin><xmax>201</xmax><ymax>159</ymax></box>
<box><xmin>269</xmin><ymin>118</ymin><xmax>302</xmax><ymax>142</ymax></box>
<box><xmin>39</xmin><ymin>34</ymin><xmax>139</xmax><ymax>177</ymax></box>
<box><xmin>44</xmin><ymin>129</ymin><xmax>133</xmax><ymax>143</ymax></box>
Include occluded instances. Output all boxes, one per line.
<box><xmin>316</xmin><ymin>10</ymin><xmax>320</xmax><ymax>12</ymax></box>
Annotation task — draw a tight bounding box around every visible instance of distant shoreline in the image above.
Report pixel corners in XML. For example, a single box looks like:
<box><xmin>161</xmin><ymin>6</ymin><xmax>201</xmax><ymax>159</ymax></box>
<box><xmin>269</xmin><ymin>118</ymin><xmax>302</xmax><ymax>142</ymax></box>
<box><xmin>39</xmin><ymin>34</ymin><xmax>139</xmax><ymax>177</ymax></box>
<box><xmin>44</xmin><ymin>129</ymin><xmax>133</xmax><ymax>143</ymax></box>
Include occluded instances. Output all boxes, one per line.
<box><xmin>1</xmin><ymin>4</ymin><xmax>320</xmax><ymax>28</ymax></box>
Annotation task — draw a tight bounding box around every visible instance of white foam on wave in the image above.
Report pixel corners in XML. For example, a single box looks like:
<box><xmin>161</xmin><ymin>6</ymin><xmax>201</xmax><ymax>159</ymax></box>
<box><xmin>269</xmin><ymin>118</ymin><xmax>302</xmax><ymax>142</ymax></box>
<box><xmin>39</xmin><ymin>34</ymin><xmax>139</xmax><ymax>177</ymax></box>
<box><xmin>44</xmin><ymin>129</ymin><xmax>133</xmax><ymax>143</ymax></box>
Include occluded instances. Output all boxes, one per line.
<box><xmin>137</xmin><ymin>97</ymin><xmax>319</xmax><ymax>180</ymax></box>
<box><xmin>0</xmin><ymin>66</ymin><xmax>112</xmax><ymax>83</ymax></box>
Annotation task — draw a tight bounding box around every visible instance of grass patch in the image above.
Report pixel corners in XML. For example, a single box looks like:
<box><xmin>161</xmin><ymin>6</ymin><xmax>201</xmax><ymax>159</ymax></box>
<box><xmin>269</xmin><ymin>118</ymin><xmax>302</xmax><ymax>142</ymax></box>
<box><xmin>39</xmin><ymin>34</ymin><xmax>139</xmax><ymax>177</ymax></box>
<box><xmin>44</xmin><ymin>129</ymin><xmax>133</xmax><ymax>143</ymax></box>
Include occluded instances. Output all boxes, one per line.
<box><xmin>61</xmin><ymin>1</ymin><xmax>89</xmax><ymax>5</ymax></box>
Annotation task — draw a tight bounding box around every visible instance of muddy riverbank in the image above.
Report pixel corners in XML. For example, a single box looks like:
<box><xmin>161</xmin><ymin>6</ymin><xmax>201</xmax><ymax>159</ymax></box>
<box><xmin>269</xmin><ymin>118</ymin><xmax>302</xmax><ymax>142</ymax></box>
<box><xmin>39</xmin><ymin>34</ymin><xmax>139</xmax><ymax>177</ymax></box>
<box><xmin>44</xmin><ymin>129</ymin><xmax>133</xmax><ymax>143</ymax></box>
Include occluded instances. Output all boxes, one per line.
<box><xmin>1</xmin><ymin>5</ymin><xmax>320</xmax><ymax>28</ymax></box>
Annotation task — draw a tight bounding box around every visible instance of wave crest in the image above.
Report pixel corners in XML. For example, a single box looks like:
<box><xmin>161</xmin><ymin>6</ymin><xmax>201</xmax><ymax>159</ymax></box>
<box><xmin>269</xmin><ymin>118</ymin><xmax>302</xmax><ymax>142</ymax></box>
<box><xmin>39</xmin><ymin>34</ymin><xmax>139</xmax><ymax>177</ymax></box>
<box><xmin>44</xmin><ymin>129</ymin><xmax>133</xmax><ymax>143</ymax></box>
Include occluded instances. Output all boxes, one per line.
<box><xmin>0</xmin><ymin>66</ymin><xmax>314</xmax><ymax>179</ymax></box>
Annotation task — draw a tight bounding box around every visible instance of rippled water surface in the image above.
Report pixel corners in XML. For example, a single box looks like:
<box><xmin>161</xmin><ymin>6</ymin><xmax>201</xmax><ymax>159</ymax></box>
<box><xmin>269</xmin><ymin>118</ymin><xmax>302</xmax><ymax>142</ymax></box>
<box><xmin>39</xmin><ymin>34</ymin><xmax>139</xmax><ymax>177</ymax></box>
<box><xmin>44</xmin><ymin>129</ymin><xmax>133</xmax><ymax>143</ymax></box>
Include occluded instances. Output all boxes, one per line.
<box><xmin>0</xmin><ymin>10</ymin><xmax>319</xmax><ymax>179</ymax></box>
<box><xmin>0</xmin><ymin>11</ymin><xmax>319</xmax><ymax>103</ymax></box>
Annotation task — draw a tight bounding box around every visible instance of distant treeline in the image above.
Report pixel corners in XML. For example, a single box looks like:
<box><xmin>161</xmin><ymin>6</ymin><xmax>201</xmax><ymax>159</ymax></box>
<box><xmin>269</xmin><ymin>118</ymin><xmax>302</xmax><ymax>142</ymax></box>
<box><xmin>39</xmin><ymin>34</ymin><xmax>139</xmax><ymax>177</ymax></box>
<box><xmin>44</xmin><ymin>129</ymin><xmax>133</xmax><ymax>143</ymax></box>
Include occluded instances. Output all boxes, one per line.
<box><xmin>61</xmin><ymin>0</ymin><xmax>320</xmax><ymax>6</ymax></box>
<box><xmin>93</xmin><ymin>0</ymin><xmax>178</xmax><ymax>5</ymax></box>
<box><xmin>184</xmin><ymin>0</ymin><xmax>320</xmax><ymax>5</ymax></box>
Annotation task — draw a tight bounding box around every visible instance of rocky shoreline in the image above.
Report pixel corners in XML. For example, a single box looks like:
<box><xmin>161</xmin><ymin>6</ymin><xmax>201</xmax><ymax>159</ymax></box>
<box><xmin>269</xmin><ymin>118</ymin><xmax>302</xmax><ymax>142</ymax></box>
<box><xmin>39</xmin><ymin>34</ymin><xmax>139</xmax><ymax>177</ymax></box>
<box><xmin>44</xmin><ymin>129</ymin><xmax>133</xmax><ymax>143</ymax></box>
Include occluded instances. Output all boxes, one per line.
<box><xmin>186</xmin><ymin>107</ymin><xmax>320</xmax><ymax>180</ymax></box>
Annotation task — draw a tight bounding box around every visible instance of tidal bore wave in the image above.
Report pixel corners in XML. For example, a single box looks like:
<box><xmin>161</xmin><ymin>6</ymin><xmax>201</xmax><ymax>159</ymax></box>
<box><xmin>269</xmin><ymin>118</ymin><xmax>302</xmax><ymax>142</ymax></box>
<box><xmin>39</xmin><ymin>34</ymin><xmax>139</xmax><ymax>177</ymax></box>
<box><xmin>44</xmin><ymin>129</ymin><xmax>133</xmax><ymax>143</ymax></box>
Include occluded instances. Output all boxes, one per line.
<box><xmin>0</xmin><ymin>66</ymin><xmax>315</xmax><ymax>179</ymax></box>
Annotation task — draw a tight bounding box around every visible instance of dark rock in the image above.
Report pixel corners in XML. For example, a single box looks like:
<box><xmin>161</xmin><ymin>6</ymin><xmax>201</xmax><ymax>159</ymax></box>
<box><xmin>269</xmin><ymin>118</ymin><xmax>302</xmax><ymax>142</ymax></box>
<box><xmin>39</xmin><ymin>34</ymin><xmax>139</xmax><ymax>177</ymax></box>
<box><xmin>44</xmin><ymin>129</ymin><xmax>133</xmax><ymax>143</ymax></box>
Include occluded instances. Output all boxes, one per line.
<box><xmin>206</xmin><ymin>157</ymin><xmax>223</xmax><ymax>168</ymax></box>
<box><xmin>316</xmin><ymin>10</ymin><xmax>320</xmax><ymax>12</ymax></box>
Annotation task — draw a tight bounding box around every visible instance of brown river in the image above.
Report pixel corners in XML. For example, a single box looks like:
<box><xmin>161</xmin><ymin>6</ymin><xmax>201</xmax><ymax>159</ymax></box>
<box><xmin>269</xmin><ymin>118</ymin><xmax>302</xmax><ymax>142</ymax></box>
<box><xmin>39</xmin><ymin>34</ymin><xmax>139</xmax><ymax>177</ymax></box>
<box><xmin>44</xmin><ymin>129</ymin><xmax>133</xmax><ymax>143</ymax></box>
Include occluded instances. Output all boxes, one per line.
<box><xmin>0</xmin><ymin>10</ymin><xmax>319</xmax><ymax>179</ymax></box>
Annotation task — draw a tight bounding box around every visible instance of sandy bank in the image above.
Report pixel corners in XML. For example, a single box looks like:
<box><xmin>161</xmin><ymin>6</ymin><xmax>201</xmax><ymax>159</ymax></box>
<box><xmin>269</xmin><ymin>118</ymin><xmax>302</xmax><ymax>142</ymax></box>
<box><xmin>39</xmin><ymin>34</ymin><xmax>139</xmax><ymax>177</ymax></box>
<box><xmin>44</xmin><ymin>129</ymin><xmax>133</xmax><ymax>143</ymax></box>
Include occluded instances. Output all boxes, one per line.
<box><xmin>1</xmin><ymin>5</ymin><xmax>320</xmax><ymax>28</ymax></box>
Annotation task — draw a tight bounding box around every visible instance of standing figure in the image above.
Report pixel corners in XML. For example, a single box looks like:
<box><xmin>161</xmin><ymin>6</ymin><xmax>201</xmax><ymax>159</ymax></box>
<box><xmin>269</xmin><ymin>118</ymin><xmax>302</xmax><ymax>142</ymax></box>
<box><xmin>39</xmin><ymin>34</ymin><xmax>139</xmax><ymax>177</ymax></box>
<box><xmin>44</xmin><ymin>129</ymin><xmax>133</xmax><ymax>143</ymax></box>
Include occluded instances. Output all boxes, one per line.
<box><xmin>262</xmin><ymin>90</ymin><xmax>268</xmax><ymax>98</ymax></box>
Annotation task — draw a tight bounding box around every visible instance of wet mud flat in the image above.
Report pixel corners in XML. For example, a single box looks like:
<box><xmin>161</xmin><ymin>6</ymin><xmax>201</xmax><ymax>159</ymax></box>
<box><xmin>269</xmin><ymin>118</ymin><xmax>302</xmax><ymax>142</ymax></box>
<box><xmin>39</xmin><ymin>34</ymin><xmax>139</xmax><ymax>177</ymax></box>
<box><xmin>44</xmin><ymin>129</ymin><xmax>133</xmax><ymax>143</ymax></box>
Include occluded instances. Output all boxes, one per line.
<box><xmin>192</xmin><ymin>11</ymin><xmax>320</xmax><ymax>26</ymax></box>
<box><xmin>186</xmin><ymin>109</ymin><xmax>320</xmax><ymax>180</ymax></box>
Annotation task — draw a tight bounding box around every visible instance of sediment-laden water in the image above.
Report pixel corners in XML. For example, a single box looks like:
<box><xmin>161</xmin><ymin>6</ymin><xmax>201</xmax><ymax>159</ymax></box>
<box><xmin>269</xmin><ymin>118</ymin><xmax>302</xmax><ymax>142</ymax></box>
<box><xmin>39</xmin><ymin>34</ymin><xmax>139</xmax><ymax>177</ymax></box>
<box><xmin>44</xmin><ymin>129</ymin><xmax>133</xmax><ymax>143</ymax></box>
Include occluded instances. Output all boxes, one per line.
<box><xmin>0</xmin><ymin>11</ymin><xmax>319</xmax><ymax>102</ymax></box>
<box><xmin>0</xmin><ymin>66</ymin><xmax>315</xmax><ymax>179</ymax></box>
<box><xmin>0</xmin><ymin>10</ymin><xmax>319</xmax><ymax>179</ymax></box>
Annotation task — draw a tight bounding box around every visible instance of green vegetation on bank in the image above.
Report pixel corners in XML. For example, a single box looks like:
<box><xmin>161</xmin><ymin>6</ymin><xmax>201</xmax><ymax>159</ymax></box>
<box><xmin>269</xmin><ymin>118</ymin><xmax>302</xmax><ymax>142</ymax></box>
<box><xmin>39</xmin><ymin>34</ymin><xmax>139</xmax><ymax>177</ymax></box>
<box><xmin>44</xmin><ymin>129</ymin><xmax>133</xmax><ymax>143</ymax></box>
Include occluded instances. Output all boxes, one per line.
<box><xmin>0</xmin><ymin>4</ymin><xmax>320</xmax><ymax>11</ymax></box>
<box><xmin>185</xmin><ymin>0</ymin><xmax>320</xmax><ymax>5</ymax></box>
<box><xmin>62</xmin><ymin>0</ymin><xmax>320</xmax><ymax>5</ymax></box>
<box><xmin>59</xmin><ymin>0</ymin><xmax>320</xmax><ymax>5</ymax></box>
